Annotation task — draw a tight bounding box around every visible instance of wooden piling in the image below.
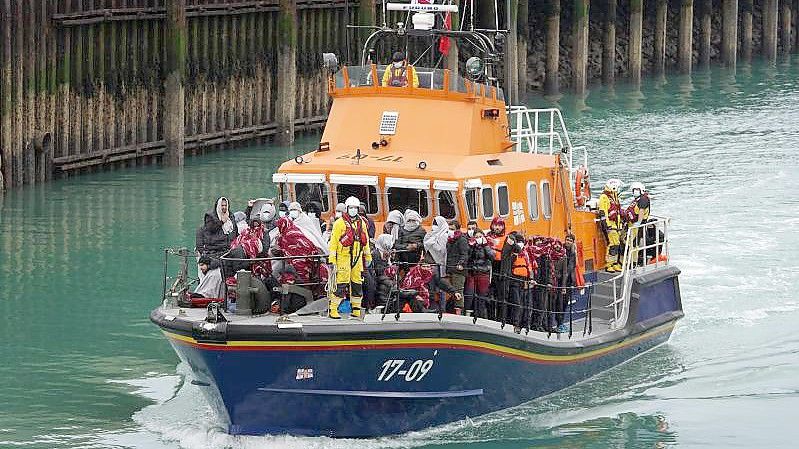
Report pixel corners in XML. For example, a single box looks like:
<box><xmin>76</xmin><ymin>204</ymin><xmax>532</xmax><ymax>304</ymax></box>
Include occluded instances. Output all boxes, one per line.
<box><xmin>722</xmin><ymin>0</ymin><xmax>738</xmax><ymax>67</ymax></box>
<box><xmin>358</xmin><ymin>0</ymin><xmax>376</xmax><ymax>44</ymax></box>
<box><xmin>679</xmin><ymin>0</ymin><xmax>694</xmax><ymax>73</ymax></box>
<box><xmin>572</xmin><ymin>0</ymin><xmax>589</xmax><ymax>94</ymax></box>
<box><xmin>507</xmin><ymin>0</ymin><xmax>520</xmax><ymax>101</ymax></box>
<box><xmin>741</xmin><ymin>0</ymin><xmax>753</xmax><ymax>61</ymax></box>
<box><xmin>700</xmin><ymin>0</ymin><xmax>712</xmax><ymax>66</ymax></box>
<box><xmin>518</xmin><ymin>0</ymin><xmax>529</xmax><ymax>96</ymax></box>
<box><xmin>629</xmin><ymin>0</ymin><xmax>643</xmax><ymax>84</ymax></box>
<box><xmin>1</xmin><ymin>0</ymin><xmax>10</xmax><ymax>189</ymax></box>
<box><xmin>764</xmin><ymin>0</ymin><xmax>778</xmax><ymax>60</ymax></box>
<box><xmin>276</xmin><ymin>0</ymin><xmax>298</xmax><ymax>146</ymax></box>
<box><xmin>603</xmin><ymin>0</ymin><xmax>616</xmax><ymax>84</ymax></box>
<box><xmin>654</xmin><ymin>0</ymin><xmax>668</xmax><ymax>74</ymax></box>
<box><xmin>545</xmin><ymin>0</ymin><xmax>560</xmax><ymax>95</ymax></box>
<box><xmin>782</xmin><ymin>0</ymin><xmax>793</xmax><ymax>53</ymax></box>
<box><xmin>164</xmin><ymin>0</ymin><xmax>186</xmax><ymax>167</ymax></box>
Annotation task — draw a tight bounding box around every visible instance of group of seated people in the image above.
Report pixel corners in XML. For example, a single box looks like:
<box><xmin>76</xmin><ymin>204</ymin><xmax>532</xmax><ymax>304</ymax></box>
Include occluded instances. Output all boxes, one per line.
<box><xmin>192</xmin><ymin>196</ymin><xmax>583</xmax><ymax>334</ymax></box>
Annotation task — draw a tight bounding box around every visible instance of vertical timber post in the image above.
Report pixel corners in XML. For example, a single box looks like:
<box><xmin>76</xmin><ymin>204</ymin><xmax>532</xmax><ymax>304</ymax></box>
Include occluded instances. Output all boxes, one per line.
<box><xmin>276</xmin><ymin>0</ymin><xmax>298</xmax><ymax>146</ymax></box>
<box><xmin>764</xmin><ymin>0</ymin><xmax>778</xmax><ymax>61</ymax></box>
<box><xmin>629</xmin><ymin>0</ymin><xmax>643</xmax><ymax>85</ymax></box>
<box><xmin>164</xmin><ymin>0</ymin><xmax>187</xmax><ymax>167</ymax></box>
<box><xmin>679</xmin><ymin>0</ymin><xmax>694</xmax><ymax>73</ymax></box>
<box><xmin>722</xmin><ymin>0</ymin><xmax>738</xmax><ymax>67</ymax></box>
<box><xmin>700</xmin><ymin>0</ymin><xmax>712</xmax><ymax>66</ymax></box>
<box><xmin>654</xmin><ymin>0</ymin><xmax>668</xmax><ymax>74</ymax></box>
<box><xmin>781</xmin><ymin>0</ymin><xmax>793</xmax><ymax>53</ymax></box>
<box><xmin>545</xmin><ymin>0</ymin><xmax>561</xmax><ymax>95</ymax></box>
<box><xmin>518</xmin><ymin>0</ymin><xmax>529</xmax><ymax>98</ymax></box>
<box><xmin>358</xmin><ymin>0</ymin><xmax>376</xmax><ymax>50</ymax></box>
<box><xmin>572</xmin><ymin>0</ymin><xmax>589</xmax><ymax>94</ymax></box>
<box><xmin>603</xmin><ymin>0</ymin><xmax>617</xmax><ymax>84</ymax></box>
<box><xmin>506</xmin><ymin>0</ymin><xmax>519</xmax><ymax>101</ymax></box>
<box><xmin>741</xmin><ymin>0</ymin><xmax>753</xmax><ymax>61</ymax></box>
<box><xmin>0</xmin><ymin>0</ymin><xmax>10</xmax><ymax>190</ymax></box>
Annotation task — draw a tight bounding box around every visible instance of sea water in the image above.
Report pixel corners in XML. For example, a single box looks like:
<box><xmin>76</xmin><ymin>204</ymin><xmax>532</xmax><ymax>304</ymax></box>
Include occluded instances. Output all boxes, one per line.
<box><xmin>1</xmin><ymin>55</ymin><xmax>798</xmax><ymax>448</ymax></box>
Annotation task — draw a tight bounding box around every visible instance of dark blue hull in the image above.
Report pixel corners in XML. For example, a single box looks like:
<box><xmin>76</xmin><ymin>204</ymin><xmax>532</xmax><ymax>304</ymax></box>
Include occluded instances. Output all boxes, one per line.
<box><xmin>154</xmin><ymin>267</ymin><xmax>683</xmax><ymax>437</ymax></box>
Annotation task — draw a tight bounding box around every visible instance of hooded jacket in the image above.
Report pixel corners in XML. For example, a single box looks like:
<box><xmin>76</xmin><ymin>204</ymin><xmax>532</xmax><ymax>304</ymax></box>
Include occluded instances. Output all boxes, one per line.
<box><xmin>197</xmin><ymin>199</ymin><xmax>238</xmax><ymax>256</ymax></box>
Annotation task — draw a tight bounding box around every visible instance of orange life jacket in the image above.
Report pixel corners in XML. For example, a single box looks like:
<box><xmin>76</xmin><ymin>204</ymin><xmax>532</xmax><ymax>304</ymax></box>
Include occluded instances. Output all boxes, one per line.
<box><xmin>511</xmin><ymin>253</ymin><xmax>530</xmax><ymax>278</ymax></box>
<box><xmin>490</xmin><ymin>235</ymin><xmax>505</xmax><ymax>261</ymax></box>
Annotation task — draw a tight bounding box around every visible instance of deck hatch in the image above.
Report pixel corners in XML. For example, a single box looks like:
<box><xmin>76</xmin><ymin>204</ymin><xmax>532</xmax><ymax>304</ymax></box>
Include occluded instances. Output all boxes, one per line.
<box><xmin>379</xmin><ymin>111</ymin><xmax>399</xmax><ymax>135</ymax></box>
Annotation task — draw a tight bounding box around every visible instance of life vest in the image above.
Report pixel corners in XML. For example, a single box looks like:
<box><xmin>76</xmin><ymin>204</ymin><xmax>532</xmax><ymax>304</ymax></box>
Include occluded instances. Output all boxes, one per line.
<box><xmin>388</xmin><ymin>64</ymin><xmax>409</xmax><ymax>87</ymax></box>
<box><xmin>490</xmin><ymin>235</ymin><xmax>505</xmax><ymax>261</ymax></box>
<box><xmin>339</xmin><ymin>215</ymin><xmax>368</xmax><ymax>247</ymax></box>
<box><xmin>600</xmin><ymin>191</ymin><xmax>622</xmax><ymax>227</ymax></box>
<box><xmin>511</xmin><ymin>253</ymin><xmax>530</xmax><ymax>278</ymax></box>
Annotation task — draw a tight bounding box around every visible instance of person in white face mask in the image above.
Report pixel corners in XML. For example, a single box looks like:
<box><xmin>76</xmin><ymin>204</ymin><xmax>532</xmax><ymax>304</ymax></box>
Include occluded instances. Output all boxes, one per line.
<box><xmin>381</xmin><ymin>51</ymin><xmax>419</xmax><ymax>88</ymax></box>
<box><xmin>465</xmin><ymin>230</ymin><xmax>495</xmax><ymax>319</ymax></box>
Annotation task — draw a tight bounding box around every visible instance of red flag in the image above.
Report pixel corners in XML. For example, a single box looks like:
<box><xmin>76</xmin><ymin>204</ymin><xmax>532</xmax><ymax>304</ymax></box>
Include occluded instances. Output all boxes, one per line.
<box><xmin>438</xmin><ymin>11</ymin><xmax>451</xmax><ymax>56</ymax></box>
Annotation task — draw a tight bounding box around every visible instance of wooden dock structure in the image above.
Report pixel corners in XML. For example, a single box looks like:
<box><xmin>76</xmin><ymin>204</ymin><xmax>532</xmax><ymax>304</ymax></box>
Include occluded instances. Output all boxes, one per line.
<box><xmin>1</xmin><ymin>0</ymin><xmax>798</xmax><ymax>189</ymax></box>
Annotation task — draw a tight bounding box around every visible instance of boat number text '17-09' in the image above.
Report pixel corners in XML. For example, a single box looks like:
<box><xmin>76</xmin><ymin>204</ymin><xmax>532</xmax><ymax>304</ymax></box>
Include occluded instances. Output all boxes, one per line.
<box><xmin>378</xmin><ymin>359</ymin><xmax>434</xmax><ymax>381</ymax></box>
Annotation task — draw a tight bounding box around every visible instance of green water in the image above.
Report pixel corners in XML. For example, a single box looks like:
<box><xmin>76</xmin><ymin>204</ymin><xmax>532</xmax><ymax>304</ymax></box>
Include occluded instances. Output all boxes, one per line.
<box><xmin>1</xmin><ymin>55</ymin><xmax>798</xmax><ymax>448</ymax></box>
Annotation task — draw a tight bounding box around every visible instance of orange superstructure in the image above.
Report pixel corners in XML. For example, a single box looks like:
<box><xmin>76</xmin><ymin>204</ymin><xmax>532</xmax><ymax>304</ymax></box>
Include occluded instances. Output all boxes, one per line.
<box><xmin>275</xmin><ymin>64</ymin><xmax>606</xmax><ymax>271</ymax></box>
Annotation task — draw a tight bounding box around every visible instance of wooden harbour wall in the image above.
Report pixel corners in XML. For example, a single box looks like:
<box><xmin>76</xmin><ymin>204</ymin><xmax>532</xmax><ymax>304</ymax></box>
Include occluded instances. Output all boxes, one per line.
<box><xmin>1</xmin><ymin>0</ymin><xmax>798</xmax><ymax>189</ymax></box>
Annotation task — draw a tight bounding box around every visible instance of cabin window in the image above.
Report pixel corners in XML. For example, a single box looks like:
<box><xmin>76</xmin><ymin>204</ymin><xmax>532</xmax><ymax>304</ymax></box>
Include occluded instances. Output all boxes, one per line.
<box><xmin>496</xmin><ymin>184</ymin><xmax>510</xmax><ymax>217</ymax></box>
<box><xmin>541</xmin><ymin>181</ymin><xmax>552</xmax><ymax>219</ymax></box>
<box><xmin>527</xmin><ymin>182</ymin><xmax>539</xmax><ymax>220</ymax></box>
<box><xmin>294</xmin><ymin>183</ymin><xmax>330</xmax><ymax>212</ymax></box>
<box><xmin>387</xmin><ymin>187</ymin><xmax>429</xmax><ymax>218</ymax></box>
<box><xmin>481</xmin><ymin>186</ymin><xmax>494</xmax><ymax>219</ymax></box>
<box><xmin>465</xmin><ymin>189</ymin><xmax>478</xmax><ymax>221</ymax></box>
<box><xmin>436</xmin><ymin>190</ymin><xmax>458</xmax><ymax>220</ymax></box>
<box><xmin>336</xmin><ymin>184</ymin><xmax>379</xmax><ymax>214</ymax></box>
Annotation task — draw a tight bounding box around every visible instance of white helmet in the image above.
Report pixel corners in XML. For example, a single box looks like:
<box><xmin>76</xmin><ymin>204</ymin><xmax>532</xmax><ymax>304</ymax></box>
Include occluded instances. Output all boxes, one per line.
<box><xmin>344</xmin><ymin>196</ymin><xmax>361</xmax><ymax>208</ymax></box>
<box><xmin>629</xmin><ymin>181</ymin><xmax>646</xmax><ymax>197</ymax></box>
<box><xmin>345</xmin><ymin>196</ymin><xmax>361</xmax><ymax>217</ymax></box>
<box><xmin>604</xmin><ymin>178</ymin><xmax>623</xmax><ymax>193</ymax></box>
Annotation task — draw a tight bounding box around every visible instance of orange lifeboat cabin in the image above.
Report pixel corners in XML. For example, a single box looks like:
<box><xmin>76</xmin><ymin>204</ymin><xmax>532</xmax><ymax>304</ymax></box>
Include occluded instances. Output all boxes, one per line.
<box><xmin>275</xmin><ymin>63</ymin><xmax>605</xmax><ymax>270</ymax></box>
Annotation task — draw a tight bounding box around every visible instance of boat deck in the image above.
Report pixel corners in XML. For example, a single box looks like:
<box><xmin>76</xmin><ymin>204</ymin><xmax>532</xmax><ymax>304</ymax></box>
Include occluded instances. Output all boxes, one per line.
<box><xmin>158</xmin><ymin>305</ymin><xmax>616</xmax><ymax>345</ymax></box>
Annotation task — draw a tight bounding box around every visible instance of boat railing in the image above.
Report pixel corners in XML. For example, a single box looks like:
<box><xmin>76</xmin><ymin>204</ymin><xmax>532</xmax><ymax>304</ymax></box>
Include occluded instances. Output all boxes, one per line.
<box><xmin>606</xmin><ymin>215</ymin><xmax>672</xmax><ymax>328</ymax></box>
<box><xmin>507</xmin><ymin>106</ymin><xmax>588</xmax><ymax>195</ymax></box>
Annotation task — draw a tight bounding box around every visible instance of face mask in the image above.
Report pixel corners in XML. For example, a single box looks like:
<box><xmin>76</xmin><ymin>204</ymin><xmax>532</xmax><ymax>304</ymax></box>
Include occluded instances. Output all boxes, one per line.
<box><xmin>347</xmin><ymin>207</ymin><xmax>358</xmax><ymax>217</ymax></box>
<box><xmin>467</xmin><ymin>229</ymin><xmax>475</xmax><ymax>237</ymax></box>
<box><xmin>447</xmin><ymin>230</ymin><xmax>455</xmax><ymax>238</ymax></box>
<box><xmin>393</xmin><ymin>61</ymin><xmax>403</xmax><ymax>68</ymax></box>
<box><xmin>289</xmin><ymin>210</ymin><xmax>300</xmax><ymax>220</ymax></box>
<box><xmin>279</xmin><ymin>211</ymin><xmax>287</xmax><ymax>218</ymax></box>
<box><xmin>633</xmin><ymin>189</ymin><xmax>641</xmax><ymax>198</ymax></box>
<box><xmin>335</xmin><ymin>211</ymin><xmax>342</xmax><ymax>218</ymax></box>
<box><xmin>517</xmin><ymin>242</ymin><xmax>525</xmax><ymax>249</ymax></box>
<box><xmin>308</xmin><ymin>212</ymin><xmax>317</xmax><ymax>219</ymax></box>
<box><xmin>476</xmin><ymin>237</ymin><xmax>485</xmax><ymax>245</ymax></box>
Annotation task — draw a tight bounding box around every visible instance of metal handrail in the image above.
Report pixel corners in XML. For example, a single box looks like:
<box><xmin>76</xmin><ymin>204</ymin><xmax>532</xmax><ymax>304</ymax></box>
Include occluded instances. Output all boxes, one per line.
<box><xmin>506</xmin><ymin>107</ymin><xmax>589</xmax><ymax>197</ymax></box>
<box><xmin>604</xmin><ymin>215</ymin><xmax>671</xmax><ymax>329</ymax></box>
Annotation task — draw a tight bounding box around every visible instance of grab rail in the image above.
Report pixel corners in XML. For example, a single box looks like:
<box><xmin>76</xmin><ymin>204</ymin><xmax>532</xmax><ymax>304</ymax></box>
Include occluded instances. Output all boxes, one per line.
<box><xmin>606</xmin><ymin>215</ymin><xmax>671</xmax><ymax>328</ymax></box>
<box><xmin>506</xmin><ymin>107</ymin><xmax>589</xmax><ymax>199</ymax></box>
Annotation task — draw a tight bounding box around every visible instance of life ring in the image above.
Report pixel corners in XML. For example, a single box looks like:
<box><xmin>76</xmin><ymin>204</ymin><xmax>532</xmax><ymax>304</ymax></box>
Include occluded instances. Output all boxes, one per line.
<box><xmin>575</xmin><ymin>166</ymin><xmax>591</xmax><ymax>206</ymax></box>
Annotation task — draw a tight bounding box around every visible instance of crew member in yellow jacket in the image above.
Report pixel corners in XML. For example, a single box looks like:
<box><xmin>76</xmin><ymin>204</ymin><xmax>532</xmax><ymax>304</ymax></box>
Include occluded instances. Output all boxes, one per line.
<box><xmin>328</xmin><ymin>196</ymin><xmax>372</xmax><ymax>318</ymax></box>
<box><xmin>598</xmin><ymin>179</ymin><xmax>623</xmax><ymax>272</ymax></box>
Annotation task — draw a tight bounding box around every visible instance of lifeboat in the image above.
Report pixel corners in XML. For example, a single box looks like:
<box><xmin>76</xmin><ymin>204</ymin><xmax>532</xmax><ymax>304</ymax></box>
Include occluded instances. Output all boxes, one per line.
<box><xmin>151</xmin><ymin>0</ymin><xmax>682</xmax><ymax>438</ymax></box>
